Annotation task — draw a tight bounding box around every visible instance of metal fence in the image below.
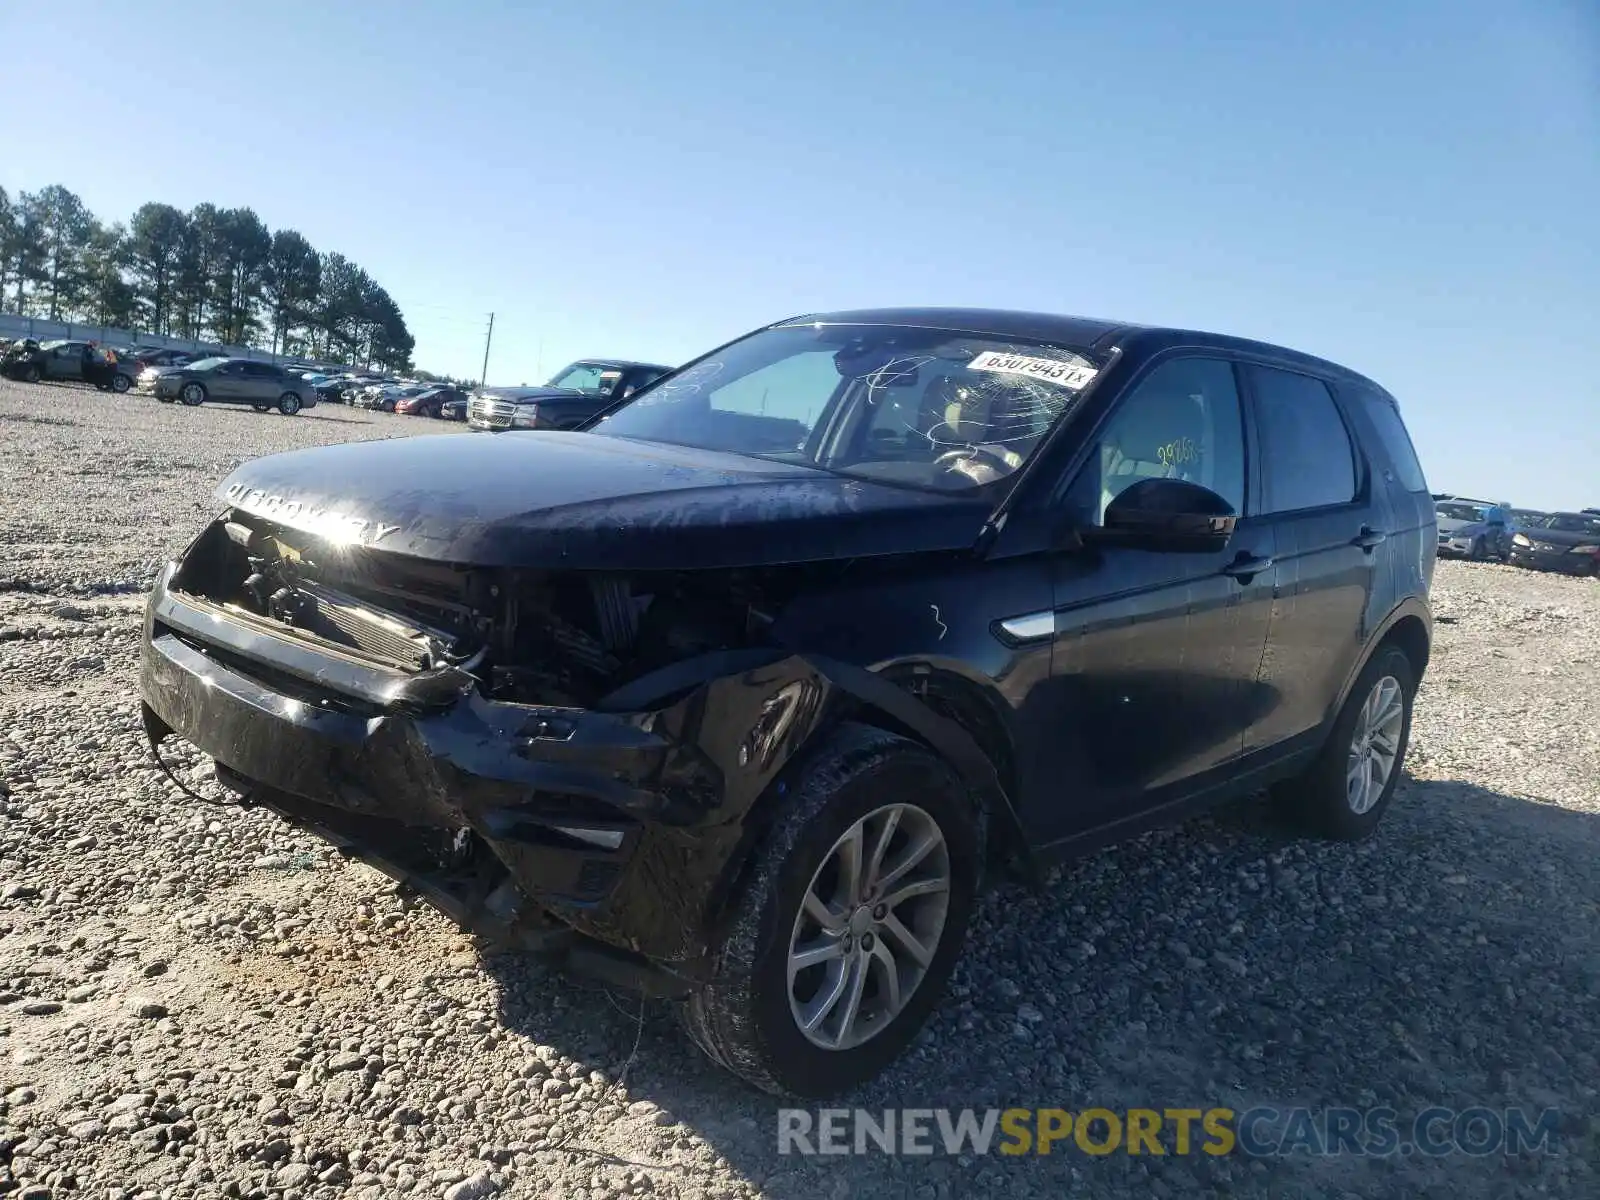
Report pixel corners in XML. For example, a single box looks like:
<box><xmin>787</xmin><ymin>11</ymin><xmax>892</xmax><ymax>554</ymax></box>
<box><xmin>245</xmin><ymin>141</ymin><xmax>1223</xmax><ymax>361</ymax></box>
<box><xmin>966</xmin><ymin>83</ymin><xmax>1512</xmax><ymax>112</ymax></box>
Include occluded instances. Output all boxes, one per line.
<box><xmin>0</xmin><ymin>311</ymin><xmax>349</xmax><ymax>371</ymax></box>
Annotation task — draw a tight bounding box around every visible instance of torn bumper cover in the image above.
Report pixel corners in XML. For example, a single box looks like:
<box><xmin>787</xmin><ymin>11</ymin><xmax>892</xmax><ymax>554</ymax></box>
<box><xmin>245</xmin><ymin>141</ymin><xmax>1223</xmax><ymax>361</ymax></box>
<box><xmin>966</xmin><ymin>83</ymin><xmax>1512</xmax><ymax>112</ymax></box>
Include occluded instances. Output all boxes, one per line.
<box><xmin>139</xmin><ymin>562</ymin><xmax>839</xmax><ymax>996</ymax></box>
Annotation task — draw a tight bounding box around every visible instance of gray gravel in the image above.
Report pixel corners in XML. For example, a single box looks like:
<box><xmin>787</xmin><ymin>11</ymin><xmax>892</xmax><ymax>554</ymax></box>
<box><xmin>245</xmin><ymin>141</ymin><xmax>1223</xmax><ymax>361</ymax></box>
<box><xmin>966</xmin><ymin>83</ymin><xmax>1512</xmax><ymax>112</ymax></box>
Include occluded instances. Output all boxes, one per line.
<box><xmin>2</xmin><ymin>377</ymin><xmax>1597</xmax><ymax>1199</ymax></box>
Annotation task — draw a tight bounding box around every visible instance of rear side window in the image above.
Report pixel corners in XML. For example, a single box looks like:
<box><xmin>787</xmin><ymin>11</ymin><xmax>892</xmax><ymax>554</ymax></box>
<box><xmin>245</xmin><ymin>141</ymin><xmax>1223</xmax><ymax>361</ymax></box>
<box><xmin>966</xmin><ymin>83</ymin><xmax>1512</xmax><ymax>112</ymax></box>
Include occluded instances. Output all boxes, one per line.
<box><xmin>1249</xmin><ymin>367</ymin><xmax>1357</xmax><ymax>513</ymax></box>
<box><xmin>1356</xmin><ymin>390</ymin><xmax>1428</xmax><ymax>493</ymax></box>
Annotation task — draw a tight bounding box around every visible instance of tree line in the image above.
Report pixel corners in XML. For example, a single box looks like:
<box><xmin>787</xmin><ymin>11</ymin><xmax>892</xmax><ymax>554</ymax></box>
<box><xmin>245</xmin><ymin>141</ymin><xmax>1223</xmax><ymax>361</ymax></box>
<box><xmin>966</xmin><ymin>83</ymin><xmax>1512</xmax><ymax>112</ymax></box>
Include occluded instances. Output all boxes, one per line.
<box><xmin>0</xmin><ymin>184</ymin><xmax>414</xmax><ymax>371</ymax></box>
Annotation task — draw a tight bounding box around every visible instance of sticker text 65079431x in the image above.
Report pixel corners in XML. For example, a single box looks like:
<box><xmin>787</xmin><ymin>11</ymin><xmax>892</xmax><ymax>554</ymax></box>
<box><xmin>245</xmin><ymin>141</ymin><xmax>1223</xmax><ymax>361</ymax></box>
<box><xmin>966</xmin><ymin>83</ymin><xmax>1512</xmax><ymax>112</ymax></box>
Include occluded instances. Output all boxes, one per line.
<box><xmin>966</xmin><ymin>350</ymin><xmax>1098</xmax><ymax>391</ymax></box>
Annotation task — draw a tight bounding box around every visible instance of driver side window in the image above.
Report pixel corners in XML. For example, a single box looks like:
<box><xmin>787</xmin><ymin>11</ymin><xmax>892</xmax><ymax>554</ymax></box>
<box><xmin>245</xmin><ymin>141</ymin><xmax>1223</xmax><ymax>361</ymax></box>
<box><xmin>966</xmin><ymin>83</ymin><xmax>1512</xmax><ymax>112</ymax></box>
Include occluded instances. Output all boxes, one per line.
<box><xmin>1068</xmin><ymin>357</ymin><xmax>1245</xmax><ymax>524</ymax></box>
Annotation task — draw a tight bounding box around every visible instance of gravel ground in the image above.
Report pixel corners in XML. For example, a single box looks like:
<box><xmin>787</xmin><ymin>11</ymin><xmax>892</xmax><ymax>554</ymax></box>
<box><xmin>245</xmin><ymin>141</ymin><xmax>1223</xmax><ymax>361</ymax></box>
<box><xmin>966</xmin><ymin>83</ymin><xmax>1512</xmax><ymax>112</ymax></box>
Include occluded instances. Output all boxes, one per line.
<box><xmin>1</xmin><ymin>378</ymin><xmax>1596</xmax><ymax>1199</ymax></box>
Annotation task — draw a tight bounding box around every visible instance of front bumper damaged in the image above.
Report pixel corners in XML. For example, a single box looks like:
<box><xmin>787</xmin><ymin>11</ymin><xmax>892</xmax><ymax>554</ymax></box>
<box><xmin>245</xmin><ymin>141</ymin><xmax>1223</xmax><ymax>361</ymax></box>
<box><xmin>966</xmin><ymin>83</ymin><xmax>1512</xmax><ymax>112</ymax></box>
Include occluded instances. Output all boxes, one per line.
<box><xmin>139</xmin><ymin>563</ymin><xmax>851</xmax><ymax>995</ymax></box>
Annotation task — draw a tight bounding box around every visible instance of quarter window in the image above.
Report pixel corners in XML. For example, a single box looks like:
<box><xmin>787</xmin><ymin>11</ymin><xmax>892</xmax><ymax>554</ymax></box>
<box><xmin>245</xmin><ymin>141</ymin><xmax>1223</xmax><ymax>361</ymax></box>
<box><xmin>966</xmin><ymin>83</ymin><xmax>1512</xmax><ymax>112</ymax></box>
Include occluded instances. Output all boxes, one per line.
<box><xmin>1356</xmin><ymin>389</ymin><xmax>1428</xmax><ymax>493</ymax></box>
<box><xmin>1249</xmin><ymin>367</ymin><xmax>1358</xmax><ymax>513</ymax></box>
<box><xmin>1069</xmin><ymin>357</ymin><xmax>1246</xmax><ymax>524</ymax></box>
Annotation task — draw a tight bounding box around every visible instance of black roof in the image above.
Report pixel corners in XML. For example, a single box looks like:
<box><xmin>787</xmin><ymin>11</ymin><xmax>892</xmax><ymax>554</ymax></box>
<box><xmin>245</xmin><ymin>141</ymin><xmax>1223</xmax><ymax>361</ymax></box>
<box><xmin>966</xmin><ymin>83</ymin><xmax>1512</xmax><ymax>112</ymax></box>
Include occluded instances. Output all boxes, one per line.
<box><xmin>778</xmin><ymin>307</ymin><xmax>1135</xmax><ymax>349</ymax></box>
<box><xmin>777</xmin><ymin>307</ymin><xmax>1381</xmax><ymax>391</ymax></box>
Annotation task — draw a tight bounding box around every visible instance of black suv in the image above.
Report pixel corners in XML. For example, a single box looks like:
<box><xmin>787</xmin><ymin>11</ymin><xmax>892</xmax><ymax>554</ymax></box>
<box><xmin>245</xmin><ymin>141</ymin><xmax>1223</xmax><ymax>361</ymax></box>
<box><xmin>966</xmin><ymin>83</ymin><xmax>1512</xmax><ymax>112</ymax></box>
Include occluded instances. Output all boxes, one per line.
<box><xmin>139</xmin><ymin>308</ymin><xmax>1434</xmax><ymax>1096</ymax></box>
<box><xmin>466</xmin><ymin>359</ymin><xmax>672</xmax><ymax>431</ymax></box>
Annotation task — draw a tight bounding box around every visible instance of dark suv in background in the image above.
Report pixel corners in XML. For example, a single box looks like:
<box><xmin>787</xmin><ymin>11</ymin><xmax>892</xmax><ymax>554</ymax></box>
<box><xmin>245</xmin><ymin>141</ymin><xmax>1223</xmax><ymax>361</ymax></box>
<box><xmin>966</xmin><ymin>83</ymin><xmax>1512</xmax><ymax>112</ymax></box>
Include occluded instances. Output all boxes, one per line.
<box><xmin>140</xmin><ymin>308</ymin><xmax>1433</xmax><ymax>1096</ymax></box>
<box><xmin>467</xmin><ymin>358</ymin><xmax>672</xmax><ymax>431</ymax></box>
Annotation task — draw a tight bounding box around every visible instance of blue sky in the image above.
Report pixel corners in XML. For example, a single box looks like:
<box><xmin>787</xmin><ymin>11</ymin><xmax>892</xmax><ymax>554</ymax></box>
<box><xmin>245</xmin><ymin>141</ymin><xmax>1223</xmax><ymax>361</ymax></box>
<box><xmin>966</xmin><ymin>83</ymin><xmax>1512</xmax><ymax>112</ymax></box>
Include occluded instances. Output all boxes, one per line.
<box><xmin>2</xmin><ymin>0</ymin><xmax>1596</xmax><ymax>508</ymax></box>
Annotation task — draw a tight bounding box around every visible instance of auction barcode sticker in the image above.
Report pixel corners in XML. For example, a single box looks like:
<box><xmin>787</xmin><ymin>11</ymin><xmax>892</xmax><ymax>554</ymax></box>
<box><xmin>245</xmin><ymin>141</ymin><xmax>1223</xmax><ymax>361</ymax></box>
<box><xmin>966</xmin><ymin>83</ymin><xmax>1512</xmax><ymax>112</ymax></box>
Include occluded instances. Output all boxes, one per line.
<box><xmin>966</xmin><ymin>351</ymin><xmax>1098</xmax><ymax>390</ymax></box>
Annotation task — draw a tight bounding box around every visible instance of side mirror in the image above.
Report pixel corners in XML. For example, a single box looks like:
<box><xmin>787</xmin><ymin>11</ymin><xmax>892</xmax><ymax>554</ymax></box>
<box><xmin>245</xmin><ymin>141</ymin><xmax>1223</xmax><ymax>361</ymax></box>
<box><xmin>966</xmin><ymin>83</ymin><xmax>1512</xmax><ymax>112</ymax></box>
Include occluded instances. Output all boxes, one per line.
<box><xmin>1085</xmin><ymin>478</ymin><xmax>1237</xmax><ymax>554</ymax></box>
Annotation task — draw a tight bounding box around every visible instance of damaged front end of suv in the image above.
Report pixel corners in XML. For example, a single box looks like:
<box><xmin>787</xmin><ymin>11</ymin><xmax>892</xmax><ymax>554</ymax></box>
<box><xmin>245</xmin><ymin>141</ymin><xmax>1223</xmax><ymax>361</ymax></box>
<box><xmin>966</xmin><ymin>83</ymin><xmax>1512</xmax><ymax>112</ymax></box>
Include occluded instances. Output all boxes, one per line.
<box><xmin>139</xmin><ymin>312</ymin><xmax>1116</xmax><ymax>1096</ymax></box>
<box><xmin>144</xmin><ymin>482</ymin><xmax>1001</xmax><ymax>985</ymax></box>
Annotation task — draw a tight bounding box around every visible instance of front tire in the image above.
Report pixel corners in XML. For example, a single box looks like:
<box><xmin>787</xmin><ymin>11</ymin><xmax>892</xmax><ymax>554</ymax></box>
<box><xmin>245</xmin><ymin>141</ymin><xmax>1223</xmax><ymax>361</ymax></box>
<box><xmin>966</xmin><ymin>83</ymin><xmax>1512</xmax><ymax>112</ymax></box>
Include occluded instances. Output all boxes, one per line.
<box><xmin>23</xmin><ymin>365</ymin><xmax>41</xmax><ymax>384</ymax></box>
<box><xmin>1272</xmin><ymin>644</ymin><xmax>1416</xmax><ymax>841</ymax></box>
<box><xmin>179</xmin><ymin>382</ymin><xmax>206</xmax><ymax>407</ymax></box>
<box><xmin>681</xmin><ymin>723</ymin><xmax>978</xmax><ymax>1097</ymax></box>
<box><xmin>277</xmin><ymin>392</ymin><xmax>302</xmax><ymax>415</ymax></box>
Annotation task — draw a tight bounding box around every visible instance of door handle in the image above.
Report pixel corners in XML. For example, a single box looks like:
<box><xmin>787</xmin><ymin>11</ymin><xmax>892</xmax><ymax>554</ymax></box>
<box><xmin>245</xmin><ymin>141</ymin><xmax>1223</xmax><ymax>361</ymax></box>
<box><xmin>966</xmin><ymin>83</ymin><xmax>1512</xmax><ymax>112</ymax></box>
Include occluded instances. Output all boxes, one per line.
<box><xmin>1222</xmin><ymin>553</ymin><xmax>1274</xmax><ymax>581</ymax></box>
<box><xmin>1352</xmin><ymin>526</ymin><xmax>1388</xmax><ymax>551</ymax></box>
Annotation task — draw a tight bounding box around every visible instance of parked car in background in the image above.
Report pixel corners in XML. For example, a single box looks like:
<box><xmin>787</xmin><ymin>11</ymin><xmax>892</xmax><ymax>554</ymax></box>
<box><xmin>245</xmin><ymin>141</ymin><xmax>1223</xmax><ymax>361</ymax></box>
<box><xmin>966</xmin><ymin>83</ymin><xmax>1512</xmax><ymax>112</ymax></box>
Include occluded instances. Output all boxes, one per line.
<box><xmin>153</xmin><ymin>357</ymin><xmax>318</xmax><ymax>415</ymax></box>
<box><xmin>2</xmin><ymin>339</ymin><xmax>94</xmax><ymax>384</ymax></box>
<box><xmin>131</xmin><ymin>347</ymin><xmax>209</xmax><ymax>370</ymax></box>
<box><xmin>395</xmin><ymin>385</ymin><xmax>466</xmax><ymax>418</ymax></box>
<box><xmin>358</xmin><ymin>382</ymin><xmax>430</xmax><ymax>412</ymax></box>
<box><xmin>0</xmin><ymin>339</ymin><xmax>139</xmax><ymax>391</ymax></box>
<box><xmin>1435</xmin><ymin>497</ymin><xmax>1510</xmax><ymax>561</ymax></box>
<box><xmin>312</xmin><ymin>378</ymin><xmax>353</xmax><ymax>405</ymax></box>
<box><xmin>343</xmin><ymin>377</ymin><xmax>392</xmax><ymax>405</ymax></box>
<box><xmin>467</xmin><ymin>359</ymin><xmax>673</xmax><ymax>431</ymax></box>
<box><xmin>141</xmin><ymin>307</ymin><xmax>1434</xmax><ymax>1096</ymax></box>
<box><xmin>1509</xmin><ymin>512</ymin><xmax>1600</xmax><ymax>576</ymax></box>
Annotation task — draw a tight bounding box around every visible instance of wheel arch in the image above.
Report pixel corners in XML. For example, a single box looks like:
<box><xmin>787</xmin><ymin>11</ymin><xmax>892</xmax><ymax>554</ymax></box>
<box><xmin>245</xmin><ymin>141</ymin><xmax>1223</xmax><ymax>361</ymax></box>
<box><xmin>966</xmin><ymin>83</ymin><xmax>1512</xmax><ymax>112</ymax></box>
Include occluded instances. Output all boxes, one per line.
<box><xmin>696</xmin><ymin>654</ymin><xmax>1033</xmax><ymax>949</ymax></box>
<box><xmin>1329</xmin><ymin>598</ymin><xmax>1432</xmax><ymax>724</ymax></box>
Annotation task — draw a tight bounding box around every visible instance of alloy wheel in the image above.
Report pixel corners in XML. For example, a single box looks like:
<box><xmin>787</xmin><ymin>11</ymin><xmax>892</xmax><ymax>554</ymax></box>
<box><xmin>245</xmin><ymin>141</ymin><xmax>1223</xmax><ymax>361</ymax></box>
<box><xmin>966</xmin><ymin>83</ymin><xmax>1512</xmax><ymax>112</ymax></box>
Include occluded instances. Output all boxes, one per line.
<box><xmin>1347</xmin><ymin>675</ymin><xmax>1404</xmax><ymax>815</ymax></box>
<box><xmin>786</xmin><ymin>803</ymin><xmax>951</xmax><ymax>1051</ymax></box>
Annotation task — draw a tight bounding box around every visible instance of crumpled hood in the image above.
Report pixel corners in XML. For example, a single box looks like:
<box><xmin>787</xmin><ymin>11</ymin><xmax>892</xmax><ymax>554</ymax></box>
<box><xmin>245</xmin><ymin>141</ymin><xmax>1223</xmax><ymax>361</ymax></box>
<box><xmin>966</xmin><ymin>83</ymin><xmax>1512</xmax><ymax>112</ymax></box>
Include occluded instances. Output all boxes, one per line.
<box><xmin>215</xmin><ymin>431</ymin><xmax>992</xmax><ymax>569</ymax></box>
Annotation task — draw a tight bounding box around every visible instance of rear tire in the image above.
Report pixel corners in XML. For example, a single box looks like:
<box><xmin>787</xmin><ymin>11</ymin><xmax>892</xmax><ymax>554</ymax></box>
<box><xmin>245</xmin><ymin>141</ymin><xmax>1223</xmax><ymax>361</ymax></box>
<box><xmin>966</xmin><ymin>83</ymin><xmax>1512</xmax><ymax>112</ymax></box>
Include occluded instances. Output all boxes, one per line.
<box><xmin>680</xmin><ymin>723</ymin><xmax>978</xmax><ymax>1097</ymax></box>
<box><xmin>277</xmin><ymin>392</ymin><xmax>302</xmax><ymax>416</ymax></box>
<box><xmin>1272</xmin><ymin>644</ymin><xmax>1416</xmax><ymax>841</ymax></box>
<box><xmin>111</xmin><ymin>372</ymin><xmax>132</xmax><ymax>393</ymax></box>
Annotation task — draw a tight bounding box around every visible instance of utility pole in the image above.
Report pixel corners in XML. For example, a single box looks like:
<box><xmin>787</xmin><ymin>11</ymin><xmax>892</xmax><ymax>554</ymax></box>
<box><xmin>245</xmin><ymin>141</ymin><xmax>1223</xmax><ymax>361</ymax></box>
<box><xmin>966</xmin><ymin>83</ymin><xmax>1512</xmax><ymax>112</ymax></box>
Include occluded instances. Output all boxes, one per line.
<box><xmin>479</xmin><ymin>312</ymin><xmax>495</xmax><ymax>387</ymax></box>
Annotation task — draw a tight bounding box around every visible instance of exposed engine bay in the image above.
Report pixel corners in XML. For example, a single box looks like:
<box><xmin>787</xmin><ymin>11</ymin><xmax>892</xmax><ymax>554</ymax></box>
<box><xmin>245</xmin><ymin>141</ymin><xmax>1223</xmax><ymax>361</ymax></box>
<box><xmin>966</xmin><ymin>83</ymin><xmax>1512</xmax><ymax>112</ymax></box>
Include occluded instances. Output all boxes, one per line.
<box><xmin>170</xmin><ymin>509</ymin><xmax>819</xmax><ymax>707</ymax></box>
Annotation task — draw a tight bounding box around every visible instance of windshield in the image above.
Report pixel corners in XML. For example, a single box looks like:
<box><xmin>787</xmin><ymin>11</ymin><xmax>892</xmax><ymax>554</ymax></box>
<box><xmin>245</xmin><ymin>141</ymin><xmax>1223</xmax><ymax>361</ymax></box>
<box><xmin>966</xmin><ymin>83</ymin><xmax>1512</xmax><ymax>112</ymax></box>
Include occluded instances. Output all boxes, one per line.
<box><xmin>188</xmin><ymin>357</ymin><xmax>228</xmax><ymax>370</ymax></box>
<box><xmin>547</xmin><ymin>362</ymin><xmax>627</xmax><ymax>394</ymax></box>
<box><xmin>1436</xmin><ymin>502</ymin><xmax>1488</xmax><ymax>522</ymax></box>
<box><xmin>594</xmin><ymin>324</ymin><xmax>1101</xmax><ymax>491</ymax></box>
<box><xmin>1548</xmin><ymin>514</ymin><xmax>1600</xmax><ymax>535</ymax></box>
